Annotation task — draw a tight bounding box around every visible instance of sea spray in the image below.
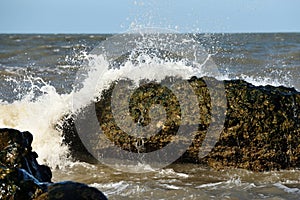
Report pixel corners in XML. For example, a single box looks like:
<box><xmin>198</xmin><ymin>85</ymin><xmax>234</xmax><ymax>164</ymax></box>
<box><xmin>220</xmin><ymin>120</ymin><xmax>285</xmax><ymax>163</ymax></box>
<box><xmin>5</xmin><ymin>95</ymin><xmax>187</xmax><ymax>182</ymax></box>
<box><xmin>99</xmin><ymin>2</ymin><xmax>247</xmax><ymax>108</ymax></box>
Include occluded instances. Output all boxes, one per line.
<box><xmin>0</xmin><ymin>44</ymin><xmax>208</xmax><ymax>169</ymax></box>
<box><xmin>68</xmin><ymin>30</ymin><xmax>229</xmax><ymax>172</ymax></box>
<box><xmin>0</xmin><ymin>75</ymin><xmax>72</xmax><ymax>168</ymax></box>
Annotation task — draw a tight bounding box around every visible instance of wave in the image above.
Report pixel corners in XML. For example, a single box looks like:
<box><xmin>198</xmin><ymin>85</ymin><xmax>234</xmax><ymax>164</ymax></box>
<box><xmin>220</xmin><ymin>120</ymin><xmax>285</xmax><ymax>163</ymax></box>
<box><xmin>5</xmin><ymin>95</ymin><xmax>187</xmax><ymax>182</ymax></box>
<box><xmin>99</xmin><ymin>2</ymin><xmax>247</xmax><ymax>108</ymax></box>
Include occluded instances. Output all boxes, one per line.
<box><xmin>0</xmin><ymin>52</ymin><xmax>209</xmax><ymax>168</ymax></box>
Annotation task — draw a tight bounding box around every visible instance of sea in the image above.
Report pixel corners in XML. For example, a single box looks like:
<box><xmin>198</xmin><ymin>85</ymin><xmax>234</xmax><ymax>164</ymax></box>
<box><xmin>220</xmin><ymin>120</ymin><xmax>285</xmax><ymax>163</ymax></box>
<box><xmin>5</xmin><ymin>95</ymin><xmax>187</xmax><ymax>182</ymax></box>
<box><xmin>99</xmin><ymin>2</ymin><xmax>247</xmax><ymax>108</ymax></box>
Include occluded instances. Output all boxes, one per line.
<box><xmin>0</xmin><ymin>33</ymin><xmax>300</xmax><ymax>199</ymax></box>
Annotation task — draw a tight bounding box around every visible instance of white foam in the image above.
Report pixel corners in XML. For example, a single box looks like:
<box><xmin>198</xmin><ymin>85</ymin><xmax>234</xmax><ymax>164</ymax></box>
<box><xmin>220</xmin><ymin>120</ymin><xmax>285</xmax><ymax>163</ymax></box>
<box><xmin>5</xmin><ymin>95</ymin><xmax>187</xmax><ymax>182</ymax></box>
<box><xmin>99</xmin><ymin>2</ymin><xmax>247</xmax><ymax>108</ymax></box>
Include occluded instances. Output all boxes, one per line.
<box><xmin>157</xmin><ymin>168</ymin><xmax>189</xmax><ymax>178</ymax></box>
<box><xmin>273</xmin><ymin>183</ymin><xmax>300</xmax><ymax>194</ymax></box>
<box><xmin>240</xmin><ymin>74</ymin><xmax>292</xmax><ymax>88</ymax></box>
<box><xmin>86</xmin><ymin>54</ymin><xmax>208</xmax><ymax>95</ymax></box>
<box><xmin>158</xmin><ymin>183</ymin><xmax>182</xmax><ymax>190</ymax></box>
<box><xmin>90</xmin><ymin>181</ymin><xmax>130</xmax><ymax>196</ymax></box>
<box><xmin>0</xmin><ymin>75</ymin><xmax>73</xmax><ymax>168</ymax></box>
<box><xmin>195</xmin><ymin>182</ymin><xmax>223</xmax><ymax>189</ymax></box>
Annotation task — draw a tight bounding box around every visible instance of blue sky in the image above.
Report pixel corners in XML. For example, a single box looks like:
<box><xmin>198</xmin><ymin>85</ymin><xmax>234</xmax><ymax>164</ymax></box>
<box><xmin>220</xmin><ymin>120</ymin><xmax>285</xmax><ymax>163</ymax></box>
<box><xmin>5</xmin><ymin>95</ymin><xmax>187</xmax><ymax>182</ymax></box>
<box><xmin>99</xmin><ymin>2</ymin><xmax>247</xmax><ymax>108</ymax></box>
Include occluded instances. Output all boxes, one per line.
<box><xmin>0</xmin><ymin>0</ymin><xmax>299</xmax><ymax>33</ymax></box>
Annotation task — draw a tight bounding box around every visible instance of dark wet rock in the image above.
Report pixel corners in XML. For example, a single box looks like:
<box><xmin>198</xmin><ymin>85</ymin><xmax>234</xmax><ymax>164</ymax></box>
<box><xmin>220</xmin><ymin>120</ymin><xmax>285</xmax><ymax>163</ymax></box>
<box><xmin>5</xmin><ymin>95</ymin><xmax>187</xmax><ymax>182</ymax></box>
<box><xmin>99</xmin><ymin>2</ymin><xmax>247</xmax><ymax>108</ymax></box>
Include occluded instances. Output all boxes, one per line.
<box><xmin>0</xmin><ymin>128</ymin><xmax>51</xmax><ymax>182</ymax></box>
<box><xmin>0</xmin><ymin>128</ymin><xmax>50</xmax><ymax>199</ymax></box>
<box><xmin>0</xmin><ymin>128</ymin><xmax>107</xmax><ymax>200</ymax></box>
<box><xmin>61</xmin><ymin>77</ymin><xmax>300</xmax><ymax>171</ymax></box>
<box><xmin>59</xmin><ymin>115</ymin><xmax>98</xmax><ymax>164</ymax></box>
<box><xmin>35</xmin><ymin>181</ymin><xmax>108</xmax><ymax>200</ymax></box>
<box><xmin>186</xmin><ymin>78</ymin><xmax>300</xmax><ymax>171</ymax></box>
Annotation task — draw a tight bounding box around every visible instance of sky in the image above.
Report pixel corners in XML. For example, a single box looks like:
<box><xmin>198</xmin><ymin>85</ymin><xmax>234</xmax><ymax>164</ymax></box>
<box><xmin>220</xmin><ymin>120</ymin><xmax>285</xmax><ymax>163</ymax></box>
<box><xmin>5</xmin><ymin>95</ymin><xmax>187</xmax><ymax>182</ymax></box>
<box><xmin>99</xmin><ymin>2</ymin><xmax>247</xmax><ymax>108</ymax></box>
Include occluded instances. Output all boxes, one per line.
<box><xmin>0</xmin><ymin>0</ymin><xmax>300</xmax><ymax>33</ymax></box>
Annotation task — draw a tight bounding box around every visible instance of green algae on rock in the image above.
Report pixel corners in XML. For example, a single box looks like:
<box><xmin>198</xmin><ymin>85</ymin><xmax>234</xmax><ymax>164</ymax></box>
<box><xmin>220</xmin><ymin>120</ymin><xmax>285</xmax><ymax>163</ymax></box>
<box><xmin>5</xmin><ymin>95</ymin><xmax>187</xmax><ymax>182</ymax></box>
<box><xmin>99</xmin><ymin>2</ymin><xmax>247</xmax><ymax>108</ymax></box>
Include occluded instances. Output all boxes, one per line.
<box><xmin>204</xmin><ymin>79</ymin><xmax>300</xmax><ymax>171</ymax></box>
<box><xmin>61</xmin><ymin>77</ymin><xmax>300</xmax><ymax>172</ymax></box>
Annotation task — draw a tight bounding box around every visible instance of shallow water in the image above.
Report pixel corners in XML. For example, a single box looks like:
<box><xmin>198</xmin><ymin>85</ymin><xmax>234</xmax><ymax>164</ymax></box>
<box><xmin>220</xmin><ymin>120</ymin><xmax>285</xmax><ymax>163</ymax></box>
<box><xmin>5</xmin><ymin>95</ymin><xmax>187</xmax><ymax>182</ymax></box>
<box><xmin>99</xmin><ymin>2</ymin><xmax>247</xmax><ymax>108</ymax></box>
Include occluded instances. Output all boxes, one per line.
<box><xmin>52</xmin><ymin>163</ymin><xmax>300</xmax><ymax>199</ymax></box>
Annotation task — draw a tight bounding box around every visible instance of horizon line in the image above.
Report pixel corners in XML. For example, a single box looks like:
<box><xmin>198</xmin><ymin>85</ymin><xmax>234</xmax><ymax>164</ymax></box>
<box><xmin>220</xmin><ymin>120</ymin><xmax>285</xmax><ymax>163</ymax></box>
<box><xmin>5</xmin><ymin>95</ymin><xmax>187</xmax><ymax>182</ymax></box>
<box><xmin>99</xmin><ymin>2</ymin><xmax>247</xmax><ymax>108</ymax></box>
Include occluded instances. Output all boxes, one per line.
<box><xmin>1</xmin><ymin>31</ymin><xmax>300</xmax><ymax>35</ymax></box>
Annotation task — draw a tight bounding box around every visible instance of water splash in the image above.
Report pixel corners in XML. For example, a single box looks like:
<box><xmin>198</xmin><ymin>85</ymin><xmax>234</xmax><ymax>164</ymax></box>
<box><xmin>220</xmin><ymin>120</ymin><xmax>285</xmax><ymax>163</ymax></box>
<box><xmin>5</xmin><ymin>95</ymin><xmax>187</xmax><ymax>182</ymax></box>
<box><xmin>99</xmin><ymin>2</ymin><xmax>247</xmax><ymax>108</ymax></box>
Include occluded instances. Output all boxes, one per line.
<box><xmin>0</xmin><ymin>75</ymin><xmax>72</xmax><ymax>168</ymax></box>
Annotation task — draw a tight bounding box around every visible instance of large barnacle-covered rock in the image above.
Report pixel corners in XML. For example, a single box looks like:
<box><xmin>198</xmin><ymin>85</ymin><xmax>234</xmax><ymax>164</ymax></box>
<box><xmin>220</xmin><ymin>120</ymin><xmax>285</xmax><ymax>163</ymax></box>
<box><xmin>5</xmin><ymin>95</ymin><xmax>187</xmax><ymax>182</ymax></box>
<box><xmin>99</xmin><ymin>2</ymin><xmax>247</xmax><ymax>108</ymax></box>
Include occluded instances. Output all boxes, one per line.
<box><xmin>61</xmin><ymin>77</ymin><xmax>300</xmax><ymax>171</ymax></box>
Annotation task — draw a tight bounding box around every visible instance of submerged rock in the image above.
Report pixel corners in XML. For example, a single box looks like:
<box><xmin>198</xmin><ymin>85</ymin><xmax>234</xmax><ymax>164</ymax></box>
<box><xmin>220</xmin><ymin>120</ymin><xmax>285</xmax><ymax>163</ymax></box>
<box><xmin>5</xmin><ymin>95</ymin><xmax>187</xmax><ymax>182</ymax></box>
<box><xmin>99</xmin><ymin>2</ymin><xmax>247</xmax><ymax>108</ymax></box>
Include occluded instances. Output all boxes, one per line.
<box><xmin>0</xmin><ymin>128</ymin><xmax>107</xmax><ymax>200</ymax></box>
<box><xmin>61</xmin><ymin>77</ymin><xmax>300</xmax><ymax>171</ymax></box>
<box><xmin>35</xmin><ymin>181</ymin><xmax>108</xmax><ymax>200</ymax></box>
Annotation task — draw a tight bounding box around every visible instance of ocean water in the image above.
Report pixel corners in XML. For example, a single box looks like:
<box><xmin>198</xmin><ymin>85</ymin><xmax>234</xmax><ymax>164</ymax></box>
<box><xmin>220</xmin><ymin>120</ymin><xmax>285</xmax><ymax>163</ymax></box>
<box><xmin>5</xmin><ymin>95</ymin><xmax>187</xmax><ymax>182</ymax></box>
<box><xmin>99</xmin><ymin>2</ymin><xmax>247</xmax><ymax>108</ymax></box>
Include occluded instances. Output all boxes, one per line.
<box><xmin>0</xmin><ymin>33</ymin><xmax>300</xmax><ymax>199</ymax></box>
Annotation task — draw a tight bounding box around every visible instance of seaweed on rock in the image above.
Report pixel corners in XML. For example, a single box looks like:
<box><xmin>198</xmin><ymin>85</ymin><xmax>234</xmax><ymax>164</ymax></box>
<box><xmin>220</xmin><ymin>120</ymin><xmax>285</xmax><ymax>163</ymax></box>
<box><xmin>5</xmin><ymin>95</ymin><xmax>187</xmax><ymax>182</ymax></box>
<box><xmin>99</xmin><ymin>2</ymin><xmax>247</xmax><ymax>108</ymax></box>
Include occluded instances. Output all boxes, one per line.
<box><xmin>61</xmin><ymin>77</ymin><xmax>300</xmax><ymax>172</ymax></box>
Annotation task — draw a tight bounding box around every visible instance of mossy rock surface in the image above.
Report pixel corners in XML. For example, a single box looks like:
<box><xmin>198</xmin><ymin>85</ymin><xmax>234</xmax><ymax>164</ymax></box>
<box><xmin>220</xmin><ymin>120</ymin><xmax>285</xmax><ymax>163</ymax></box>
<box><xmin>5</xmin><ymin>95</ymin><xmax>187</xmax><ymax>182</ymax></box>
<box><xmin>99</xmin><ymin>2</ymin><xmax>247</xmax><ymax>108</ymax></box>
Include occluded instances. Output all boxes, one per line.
<box><xmin>61</xmin><ymin>77</ymin><xmax>300</xmax><ymax>171</ymax></box>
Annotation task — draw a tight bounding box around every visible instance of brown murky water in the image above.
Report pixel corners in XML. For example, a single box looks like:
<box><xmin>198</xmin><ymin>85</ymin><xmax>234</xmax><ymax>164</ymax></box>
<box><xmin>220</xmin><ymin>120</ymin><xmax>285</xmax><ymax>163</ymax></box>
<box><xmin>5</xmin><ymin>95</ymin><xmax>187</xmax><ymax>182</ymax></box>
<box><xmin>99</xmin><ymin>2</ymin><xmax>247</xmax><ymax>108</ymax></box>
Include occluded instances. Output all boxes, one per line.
<box><xmin>52</xmin><ymin>163</ymin><xmax>300</xmax><ymax>200</ymax></box>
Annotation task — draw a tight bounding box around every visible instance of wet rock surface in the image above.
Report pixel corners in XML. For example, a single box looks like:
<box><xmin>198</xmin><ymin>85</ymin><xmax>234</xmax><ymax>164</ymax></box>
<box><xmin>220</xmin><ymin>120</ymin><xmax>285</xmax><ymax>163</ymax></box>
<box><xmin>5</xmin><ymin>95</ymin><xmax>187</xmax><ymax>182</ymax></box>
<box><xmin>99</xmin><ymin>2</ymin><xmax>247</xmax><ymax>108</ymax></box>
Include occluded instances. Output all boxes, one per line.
<box><xmin>0</xmin><ymin>128</ymin><xmax>107</xmax><ymax>200</ymax></box>
<box><xmin>35</xmin><ymin>181</ymin><xmax>108</xmax><ymax>200</ymax></box>
<box><xmin>196</xmin><ymin>78</ymin><xmax>300</xmax><ymax>171</ymax></box>
<box><xmin>61</xmin><ymin>77</ymin><xmax>300</xmax><ymax>171</ymax></box>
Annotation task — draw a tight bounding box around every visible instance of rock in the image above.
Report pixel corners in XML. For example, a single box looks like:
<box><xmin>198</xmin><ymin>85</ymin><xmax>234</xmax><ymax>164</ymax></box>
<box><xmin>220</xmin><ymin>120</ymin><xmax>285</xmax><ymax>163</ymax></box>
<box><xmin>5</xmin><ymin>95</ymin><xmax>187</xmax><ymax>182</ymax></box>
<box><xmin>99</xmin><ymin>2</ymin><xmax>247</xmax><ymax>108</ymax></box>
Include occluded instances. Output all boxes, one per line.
<box><xmin>0</xmin><ymin>128</ymin><xmax>107</xmax><ymax>200</ymax></box>
<box><xmin>0</xmin><ymin>128</ymin><xmax>52</xmax><ymax>182</ymax></box>
<box><xmin>35</xmin><ymin>181</ymin><xmax>108</xmax><ymax>200</ymax></box>
<box><xmin>60</xmin><ymin>77</ymin><xmax>300</xmax><ymax>171</ymax></box>
<box><xmin>0</xmin><ymin>128</ymin><xmax>50</xmax><ymax>199</ymax></box>
<box><xmin>58</xmin><ymin>115</ymin><xmax>98</xmax><ymax>164</ymax></box>
<box><xmin>202</xmin><ymin>79</ymin><xmax>300</xmax><ymax>171</ymax></box>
